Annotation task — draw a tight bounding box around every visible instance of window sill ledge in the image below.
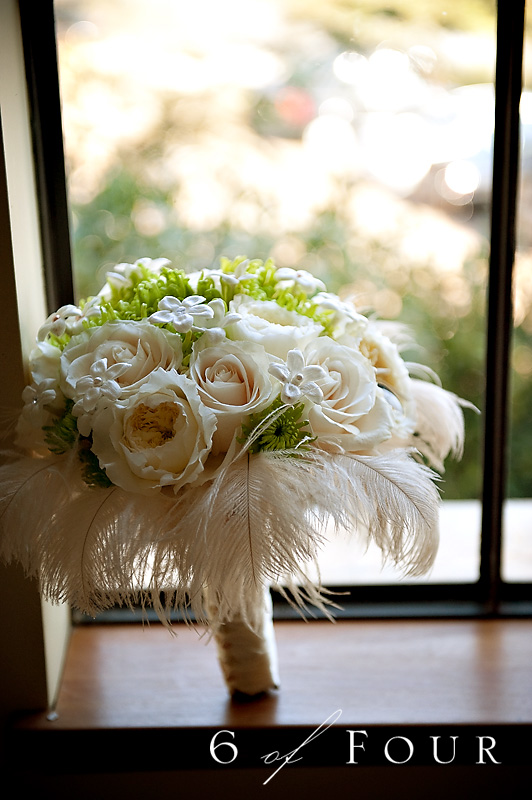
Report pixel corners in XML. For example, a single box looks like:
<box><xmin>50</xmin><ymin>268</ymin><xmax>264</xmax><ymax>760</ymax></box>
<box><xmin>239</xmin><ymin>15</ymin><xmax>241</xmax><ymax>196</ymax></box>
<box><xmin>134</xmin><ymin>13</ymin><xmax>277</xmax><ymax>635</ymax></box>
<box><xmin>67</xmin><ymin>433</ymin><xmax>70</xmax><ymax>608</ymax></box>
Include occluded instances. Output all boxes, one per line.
<box><xmin>9</xmin><ymin>618</ymin><xmax>532</xmax><ymax>778</ymax></box>
<box><xmin>12</xmin><ymin>617</ymin><xmax>532</xmax><ymax>721</ymax></box>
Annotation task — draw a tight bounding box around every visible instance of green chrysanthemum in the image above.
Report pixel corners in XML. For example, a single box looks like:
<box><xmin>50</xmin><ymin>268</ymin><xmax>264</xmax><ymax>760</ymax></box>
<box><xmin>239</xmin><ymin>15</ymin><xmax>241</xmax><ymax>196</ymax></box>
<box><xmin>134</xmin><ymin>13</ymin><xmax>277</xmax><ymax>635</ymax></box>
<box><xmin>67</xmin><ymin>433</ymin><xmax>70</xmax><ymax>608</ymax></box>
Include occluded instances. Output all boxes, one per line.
<box><xmin>239</xmin><ymin>397</ymin><xmax>314</xmax><ymax>454</ymax></box>
<box><xmin>96</xmin><ymin>266</ymin><xmax>195</xmax><ymax>323</ymax></box>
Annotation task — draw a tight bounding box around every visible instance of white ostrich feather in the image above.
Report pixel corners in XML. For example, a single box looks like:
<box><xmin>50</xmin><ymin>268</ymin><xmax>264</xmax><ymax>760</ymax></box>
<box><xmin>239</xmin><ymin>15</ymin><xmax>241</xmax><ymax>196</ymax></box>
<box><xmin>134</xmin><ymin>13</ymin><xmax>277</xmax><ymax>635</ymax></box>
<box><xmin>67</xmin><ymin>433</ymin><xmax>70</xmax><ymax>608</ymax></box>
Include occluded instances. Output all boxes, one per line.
<box><xmin>0</xmin><ymin>443</ymin><xmax>441</xmax><ymax>625</ymax></box>
<box><xmin>0</xmin><ymin>450</ymin><xmax>75</xmax><ymax>564</ymax></box>
<box><xmin>409</xmin><ymin>379</ymin><xmax>477</xmax><ymax>472</ymax></box>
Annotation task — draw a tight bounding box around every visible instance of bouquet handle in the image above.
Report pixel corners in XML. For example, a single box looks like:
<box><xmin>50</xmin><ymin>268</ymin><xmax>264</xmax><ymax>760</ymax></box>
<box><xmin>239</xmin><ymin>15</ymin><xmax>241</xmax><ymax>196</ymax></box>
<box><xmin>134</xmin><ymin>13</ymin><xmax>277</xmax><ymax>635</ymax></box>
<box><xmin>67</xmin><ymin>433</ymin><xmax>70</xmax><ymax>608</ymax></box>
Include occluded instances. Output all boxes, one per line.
<box><xmin>205</xmin><ymin>584</ymin><xmax>280</xmax><ymax>697</ymax></box>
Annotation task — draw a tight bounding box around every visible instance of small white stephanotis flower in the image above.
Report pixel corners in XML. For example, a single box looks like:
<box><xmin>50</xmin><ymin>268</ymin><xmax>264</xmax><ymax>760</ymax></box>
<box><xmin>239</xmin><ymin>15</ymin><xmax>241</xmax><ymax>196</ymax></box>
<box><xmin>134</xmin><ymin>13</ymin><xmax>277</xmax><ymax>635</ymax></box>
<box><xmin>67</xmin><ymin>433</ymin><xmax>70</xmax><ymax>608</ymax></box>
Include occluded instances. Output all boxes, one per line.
<box><xmin>71</xmin><ymin>358</ymin><xmax>130</xmax><ymax>436</ymax></box>
<box><xmin>219</xmin><ymin>259</ymin><xmax>255</xmax><ymax>287</ymax></box>
<box><xmin>187</xmin><ymin>261</ymin><xmax>255</xmax><ymax>293</ymax></box>
<box><xmin>274</xmin><ymin>268</ymin><xmax>326</xmax><ymax>294</ymax></box>
<box><xmin>37</xmin><ymin>299</ymin><xmax>101</xmax><ymax>341</ymax></box>
<box><xmin>148</xmin><ymin>295</ymin><xmax>215</xmax><ymax>333</ymax></box>
<box><xmin>21</xmin><ymin>379</ymin><xmax>57</xmax><ymax>412</ymax></box>
<box><xmin>16</xmin><ymin>379</ymin><xmax>58</xmax><ymax>452</ymax></box>
<box><xmin>269</xmin><ymin>349</ymin><xmax>325</xmax><ymax>405</ymax></box>
<box><xmin>97</xmin><ymin>257</ymin><xmax>170</xmax><ymax>301</ymax></box>
<box><xmin>193</xmin><ymin>298</ymin><xmax>241</xmax><ymax>344</ymax></box>
<box><xmin>205</xmin><ymin>298</ymin><xmax>241</xmax><ymax>328</ymax></box>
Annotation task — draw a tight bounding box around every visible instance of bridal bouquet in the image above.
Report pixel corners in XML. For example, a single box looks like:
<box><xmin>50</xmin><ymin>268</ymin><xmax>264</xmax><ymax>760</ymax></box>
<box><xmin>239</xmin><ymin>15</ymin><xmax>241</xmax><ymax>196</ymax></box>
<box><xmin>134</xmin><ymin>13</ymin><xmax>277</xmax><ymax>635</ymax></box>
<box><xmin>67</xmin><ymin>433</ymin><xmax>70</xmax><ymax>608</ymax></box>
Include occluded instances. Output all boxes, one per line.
<box><xmin>1</xmin><ymin>255</ymin><xmax>469</xmax><ymax>695</ymax></box>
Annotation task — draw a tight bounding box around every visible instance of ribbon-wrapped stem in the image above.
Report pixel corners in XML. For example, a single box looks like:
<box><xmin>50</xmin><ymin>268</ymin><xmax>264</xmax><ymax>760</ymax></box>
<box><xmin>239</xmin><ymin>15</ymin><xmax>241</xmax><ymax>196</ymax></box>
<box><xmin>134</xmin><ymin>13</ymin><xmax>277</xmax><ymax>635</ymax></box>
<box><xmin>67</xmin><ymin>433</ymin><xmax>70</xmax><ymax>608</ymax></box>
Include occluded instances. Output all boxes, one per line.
<box><xmin>205</xmin><ymin>584</ymin><xmax>279</xmax><ymax>697</ymax></box>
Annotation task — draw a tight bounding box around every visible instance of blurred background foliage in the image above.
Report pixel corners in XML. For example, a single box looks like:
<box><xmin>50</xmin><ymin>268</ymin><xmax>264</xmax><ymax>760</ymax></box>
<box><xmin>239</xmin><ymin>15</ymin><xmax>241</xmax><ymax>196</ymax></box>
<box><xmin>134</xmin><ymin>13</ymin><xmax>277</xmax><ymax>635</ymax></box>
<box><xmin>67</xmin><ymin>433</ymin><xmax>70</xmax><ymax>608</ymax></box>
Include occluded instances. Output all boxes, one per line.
<box><xmin>55</xmin><ymin>0</ymin><xmax>532</xmax><ymax>500</ymax></box>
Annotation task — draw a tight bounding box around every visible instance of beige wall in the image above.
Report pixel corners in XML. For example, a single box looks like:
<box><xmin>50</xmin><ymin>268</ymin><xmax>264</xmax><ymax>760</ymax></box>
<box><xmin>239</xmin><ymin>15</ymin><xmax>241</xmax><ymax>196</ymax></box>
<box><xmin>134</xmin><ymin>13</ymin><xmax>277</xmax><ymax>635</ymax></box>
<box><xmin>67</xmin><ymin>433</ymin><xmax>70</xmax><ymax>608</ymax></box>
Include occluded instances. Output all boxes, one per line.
<box><xmin>0</xmin><ymin>0</ymin><xmax>71</xmax><ymax>763</ymax></box>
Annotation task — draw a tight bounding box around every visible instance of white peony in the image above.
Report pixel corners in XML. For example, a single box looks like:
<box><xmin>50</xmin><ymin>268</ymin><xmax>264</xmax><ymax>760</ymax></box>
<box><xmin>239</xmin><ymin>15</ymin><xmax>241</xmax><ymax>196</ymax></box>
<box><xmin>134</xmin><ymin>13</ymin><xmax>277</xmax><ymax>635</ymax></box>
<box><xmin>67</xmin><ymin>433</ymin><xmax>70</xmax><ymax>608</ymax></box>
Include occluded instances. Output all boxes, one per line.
<box><xmin>303</xmin><ymin>337</ymin><xmax>394</xmax><ymax>452</ymax></box>
<box><xmin>60</xmin><ymin>321</ymin><xmax>183</xmax><ymax>407</ymax></box>
<box><xmin>189</xmin><ymin>337</ymin><xmax>276</xmax><ymax>453</ymax></box>
<box><xmin>226</xmin><ymin>295</ymin><xmax>323</xmax><ymax>359</ymax></box>
<box><xmin>90</xmin><ymin>368</ymin><xmax>217</xmax><ymax>495</ymax></box>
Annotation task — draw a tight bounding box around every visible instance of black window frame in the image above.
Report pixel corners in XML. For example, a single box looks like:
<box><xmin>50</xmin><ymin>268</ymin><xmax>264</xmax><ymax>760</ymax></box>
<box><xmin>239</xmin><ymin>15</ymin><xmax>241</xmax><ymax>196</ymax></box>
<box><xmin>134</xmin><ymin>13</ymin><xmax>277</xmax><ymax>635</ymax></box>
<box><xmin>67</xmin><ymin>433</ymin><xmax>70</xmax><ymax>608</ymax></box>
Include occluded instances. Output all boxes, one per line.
<box><xmin>18</xmin><ymin>0</ymin><xmax>532</xmax><ymax>621</ymax></box>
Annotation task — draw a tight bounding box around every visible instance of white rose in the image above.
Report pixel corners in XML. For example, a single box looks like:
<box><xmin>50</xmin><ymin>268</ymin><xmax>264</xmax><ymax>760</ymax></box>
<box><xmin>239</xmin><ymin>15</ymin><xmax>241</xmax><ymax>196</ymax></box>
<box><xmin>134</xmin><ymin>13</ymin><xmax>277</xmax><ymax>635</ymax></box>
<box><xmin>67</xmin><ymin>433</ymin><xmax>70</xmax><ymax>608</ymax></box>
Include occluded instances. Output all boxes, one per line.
<box><xmin>60</xmin><ymin>321</ymin><xmax>183</xmax><ymax>404</ymax></box>
<box><xmin>189</xmin><ymin>337</ymin><xmax>276</xmax><ymax>453</ymax></box>
<box><xmin>313</xmin><ymin>292</ymin><xmax>368</xmax><ymax>344</ymax></box>
<box><xmin>304</xmin><ymin>337</ymin><xmax>394</xmax><ymax>452</ymax></box>
<box><xmin>359</xmin><ymin>323</ymin><xmax>414</xmax><ymax>413</ymax></box>
<box><xmin>226</xmin><ymin>295</ymin><xmax>323</xmax><ymax>359</ymax></box>
<box><xmin>90</xmin><ymin>368</ymin><xmax>217</xmax><ymax>495</ymax></box>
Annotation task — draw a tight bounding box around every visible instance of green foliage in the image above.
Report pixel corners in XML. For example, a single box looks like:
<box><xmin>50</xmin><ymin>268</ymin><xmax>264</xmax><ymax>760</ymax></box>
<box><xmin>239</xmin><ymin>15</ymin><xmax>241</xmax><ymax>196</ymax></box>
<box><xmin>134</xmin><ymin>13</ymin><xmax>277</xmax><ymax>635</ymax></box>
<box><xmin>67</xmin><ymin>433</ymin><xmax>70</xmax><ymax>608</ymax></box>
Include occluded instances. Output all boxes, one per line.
<box><xmin>239</xmin><ymin>397</ymin><xmax>314</xmax><ymax>453</ymax></box>
<box><xmin>41</xmin><ymin>400</ymin><xmax>112</xmax><ymax>488</ymax></box>
<box><xmin>104</xmin><ymin>267</ymin><xmax>194</xmax><ymax>318</ymax></box>
<box><xmin>43</xmin><ymin>401</ymin><xmax>78</xmax><ymax>454</ymax></box>
<box><xmin>78</xmin><ymin>440</ymin><xmax>113</xmax><ymax>488</ymax></box>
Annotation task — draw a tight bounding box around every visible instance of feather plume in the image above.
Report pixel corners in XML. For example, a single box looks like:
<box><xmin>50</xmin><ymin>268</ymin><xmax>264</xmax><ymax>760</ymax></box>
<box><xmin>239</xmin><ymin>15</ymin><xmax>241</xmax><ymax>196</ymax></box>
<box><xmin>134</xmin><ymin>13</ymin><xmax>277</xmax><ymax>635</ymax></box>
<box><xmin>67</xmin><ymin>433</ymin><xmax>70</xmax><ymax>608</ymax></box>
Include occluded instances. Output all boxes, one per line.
<box><xmin>1</xmin><ymin>442</ymin><xmax>441</xmax><ymax>624</ymax></box>
<box><xmin>0</xmin><ymin>450</ymin><xmax>76</xmax><ymax>565</ymax></box>
<box><xmin>336</xmin><ymin>450</ymin><xmax>440</xmax><ymax>575</ymax></box>
<box><xmin>408</xmin><ymin>379</ymin><xmax>478</xmax><ymax>472</ymax></box>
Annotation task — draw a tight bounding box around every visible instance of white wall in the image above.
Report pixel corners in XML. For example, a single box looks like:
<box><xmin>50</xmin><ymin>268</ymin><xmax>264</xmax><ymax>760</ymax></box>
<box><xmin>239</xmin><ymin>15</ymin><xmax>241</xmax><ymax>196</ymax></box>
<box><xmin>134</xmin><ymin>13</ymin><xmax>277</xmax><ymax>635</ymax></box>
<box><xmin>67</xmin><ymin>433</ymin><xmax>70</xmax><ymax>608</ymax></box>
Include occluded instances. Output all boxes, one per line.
<box><xmin>0</xmin><ymin>0</ymin><xmax>71</xmax><ymax>755</ymax></box>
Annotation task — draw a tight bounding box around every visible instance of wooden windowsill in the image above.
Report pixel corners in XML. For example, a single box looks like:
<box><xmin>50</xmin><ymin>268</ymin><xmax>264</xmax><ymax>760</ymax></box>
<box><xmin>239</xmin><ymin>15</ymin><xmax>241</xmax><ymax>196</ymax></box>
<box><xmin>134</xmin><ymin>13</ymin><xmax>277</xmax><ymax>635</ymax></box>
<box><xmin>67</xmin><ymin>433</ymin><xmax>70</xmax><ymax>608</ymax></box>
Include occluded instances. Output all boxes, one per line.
<box><xmin>13</xmin><ymin>617</ymin><xmax>532</xmax><ymax>726</ymax></box>
<box><xmin>9</xmin><ymin>617</ymin><xmax>532</xmax><ymax>781</ymax></box>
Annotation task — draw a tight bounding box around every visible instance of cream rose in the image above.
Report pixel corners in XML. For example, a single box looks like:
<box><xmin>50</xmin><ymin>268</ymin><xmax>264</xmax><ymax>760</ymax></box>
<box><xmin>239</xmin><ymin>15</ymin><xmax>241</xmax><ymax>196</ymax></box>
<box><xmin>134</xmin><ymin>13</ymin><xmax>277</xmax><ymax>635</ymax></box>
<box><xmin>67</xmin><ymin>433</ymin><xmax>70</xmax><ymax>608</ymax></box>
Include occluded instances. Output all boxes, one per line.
<box><xmin>304</xmin><ymin>337</ymin><xmax>394</xmax><ymax>452</ymax></box>
<box><xmin>29</xmin><ymin>341</ymin><xmax>61</xmax><ymax>384</ymax></box>
<box><xmin>60</xmin><ymin>320</ymin><xmax>183</xmax><ymax>404</ymax></box>
<box><xmin>90</xmin><ymin>368</ymin><xmax>217</xmax><ymax>495</ymax></box>
<box><xmin>226</xmin><ymin>295</ymin><xmax>323</xmax><ymax>359</ymax></box>
<box><xmin>312</xmin><ymin>292</ymin><xmax>368</xmax><ymax>343</ymax></box>
<box><xmin>357</xmin><ymin>323</ymin><xmax>416</xmax><ymax>436</ymax></box>
<box><xmin>189</xmin><ymin>338</ymin><xmax>276</xmax><ymax>453</ymax></box>
<box><xmin>358</xmin><ymin>324</ymin><xmax>412</xmax><ymax>403</ymax></box>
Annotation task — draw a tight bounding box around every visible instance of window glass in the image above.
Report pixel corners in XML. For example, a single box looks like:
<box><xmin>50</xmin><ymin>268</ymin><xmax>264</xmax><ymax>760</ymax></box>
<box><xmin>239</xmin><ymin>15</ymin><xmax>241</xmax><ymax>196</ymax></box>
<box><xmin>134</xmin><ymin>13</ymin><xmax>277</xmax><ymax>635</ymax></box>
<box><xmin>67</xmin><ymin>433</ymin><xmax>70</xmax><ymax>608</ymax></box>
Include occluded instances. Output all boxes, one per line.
<box><xmin>503</xmin><ymin>4</ymin><xmax>532</xmax><ymax>584</ymax></box>
<box><xmin>54</xmin><ymin>0</ymin><xmax>495</xmax><ymax>585</ymax></box>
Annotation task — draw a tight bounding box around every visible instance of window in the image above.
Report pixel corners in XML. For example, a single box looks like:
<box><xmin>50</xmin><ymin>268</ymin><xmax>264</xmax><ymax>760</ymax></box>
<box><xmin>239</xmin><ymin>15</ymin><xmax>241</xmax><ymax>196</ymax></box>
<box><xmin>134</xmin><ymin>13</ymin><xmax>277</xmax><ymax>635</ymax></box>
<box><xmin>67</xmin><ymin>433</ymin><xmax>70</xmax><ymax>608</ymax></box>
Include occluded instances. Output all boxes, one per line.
<box><xmin>18</xmin><ymin>0</ymin><xmax>532</xmax><ymax>619</ymax></box>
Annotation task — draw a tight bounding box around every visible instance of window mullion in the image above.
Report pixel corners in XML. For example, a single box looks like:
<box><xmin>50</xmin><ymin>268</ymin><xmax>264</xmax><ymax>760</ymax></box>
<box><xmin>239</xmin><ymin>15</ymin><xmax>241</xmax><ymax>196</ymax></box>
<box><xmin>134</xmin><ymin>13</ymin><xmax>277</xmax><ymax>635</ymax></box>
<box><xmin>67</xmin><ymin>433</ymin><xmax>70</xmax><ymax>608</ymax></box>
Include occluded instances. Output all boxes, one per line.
<box><xmin>18</xmin><ymin>0</ymin><xmax>73</xmax><ymax>313</ymax></box>
<box><xmin>480</xmin><ymin>0</ymin><xmax>525</xmax><ymax>611</ymax></box>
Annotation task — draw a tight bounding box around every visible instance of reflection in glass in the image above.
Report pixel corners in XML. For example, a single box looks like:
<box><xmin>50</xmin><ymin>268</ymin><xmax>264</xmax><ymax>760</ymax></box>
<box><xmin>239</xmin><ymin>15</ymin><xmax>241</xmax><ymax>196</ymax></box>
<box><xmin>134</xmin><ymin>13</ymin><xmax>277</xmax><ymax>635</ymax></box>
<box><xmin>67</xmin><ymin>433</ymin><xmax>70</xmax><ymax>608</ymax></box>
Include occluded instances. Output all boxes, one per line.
<box><xmin>54</xmin><ymin>0</ymin><xmax>497</xmax><ymax>585</ymax></box>
<box><xmin>504</xmin><ymin>3</ymin><xmax>532</xmax><ymax>584</ymax></box>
